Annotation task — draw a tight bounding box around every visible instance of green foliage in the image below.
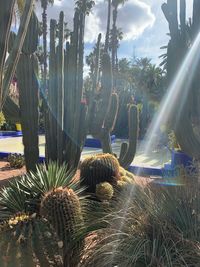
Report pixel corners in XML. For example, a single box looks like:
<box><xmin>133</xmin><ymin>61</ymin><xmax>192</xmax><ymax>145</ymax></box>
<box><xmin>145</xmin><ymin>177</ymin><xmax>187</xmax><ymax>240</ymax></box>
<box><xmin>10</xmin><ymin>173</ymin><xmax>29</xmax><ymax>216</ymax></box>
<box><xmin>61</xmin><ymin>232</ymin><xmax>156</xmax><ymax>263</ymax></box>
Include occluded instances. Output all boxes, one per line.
<box><xmin>0</xmin><ymin>162</ymin><xmax>75</xmax><ymax>221</ymax></box>
<box><xmin>75</xmin><ymin>0</ymin><xmax>95</xmax><ymax>15</ymax></box>
<box><xmin>7</xmin><ymin>153</ymin><xmax>25</xmax><ymax>169</ymax></box>
<box><xmin>82</xmin><ymin>176</ymin><xmax>200</xmax><ymax>267</ymax></box>
<box><xmin>0</xmin><ymin>162</ymin><xmax>78</xmax><ymax>265</ymax></box>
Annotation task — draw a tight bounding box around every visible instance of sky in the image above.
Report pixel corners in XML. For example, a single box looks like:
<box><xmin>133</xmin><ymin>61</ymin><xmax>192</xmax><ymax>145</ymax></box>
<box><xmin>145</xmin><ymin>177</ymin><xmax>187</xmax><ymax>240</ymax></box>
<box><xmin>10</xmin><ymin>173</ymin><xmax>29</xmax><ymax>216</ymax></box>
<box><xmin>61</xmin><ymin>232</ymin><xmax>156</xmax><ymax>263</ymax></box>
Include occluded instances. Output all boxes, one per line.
<box><xmin>35</xmin><ymin>0</ymin><xmax>194</xmax><ymax>67</ymax></box>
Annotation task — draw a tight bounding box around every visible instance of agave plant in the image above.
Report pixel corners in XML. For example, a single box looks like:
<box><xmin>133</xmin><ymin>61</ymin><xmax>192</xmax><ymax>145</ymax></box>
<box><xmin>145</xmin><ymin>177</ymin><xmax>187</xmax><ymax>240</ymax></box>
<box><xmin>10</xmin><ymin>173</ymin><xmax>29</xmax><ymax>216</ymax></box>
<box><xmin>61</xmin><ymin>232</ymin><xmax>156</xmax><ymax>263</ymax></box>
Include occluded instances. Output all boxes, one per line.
<box><xmin>82</xmin><ymin>175</ymin><xmax>200</xmax><ymax>267</ymax></box>
<box><xmin>0</xmin><ymin>162</ymin><xmax>85</xmax><ymax>266</ymax></box>
<box><xmin>0</xmin><ymin>161</ymin><xmax>76</xmax><ymax>221</ymax></box>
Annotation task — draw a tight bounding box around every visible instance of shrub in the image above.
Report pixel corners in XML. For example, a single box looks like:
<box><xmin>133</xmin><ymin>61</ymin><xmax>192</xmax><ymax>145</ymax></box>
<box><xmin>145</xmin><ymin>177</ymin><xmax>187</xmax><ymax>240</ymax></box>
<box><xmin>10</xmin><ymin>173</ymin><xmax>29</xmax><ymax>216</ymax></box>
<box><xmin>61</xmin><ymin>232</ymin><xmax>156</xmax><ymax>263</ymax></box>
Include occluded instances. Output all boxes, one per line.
<box><xmin>7</xmin><ymin>153</ymin><xmax>25</xmax><ymax>168</ymax></box>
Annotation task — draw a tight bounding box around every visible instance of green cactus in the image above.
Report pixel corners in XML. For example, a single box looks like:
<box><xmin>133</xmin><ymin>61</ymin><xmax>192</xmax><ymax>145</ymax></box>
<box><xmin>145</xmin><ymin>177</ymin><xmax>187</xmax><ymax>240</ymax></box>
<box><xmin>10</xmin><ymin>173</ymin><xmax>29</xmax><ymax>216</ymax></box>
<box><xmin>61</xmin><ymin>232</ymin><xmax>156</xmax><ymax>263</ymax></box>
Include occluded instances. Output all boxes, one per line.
<box><xmin>119</xmin><ymin>104</ymin><xmax>139</xmax><ymax>168</ymax></box>
<box><xmin>95</xmin><ymin>182</ymin><xmax>114</xmax><ymax>201</ymax></box>
<box><xmin>0</xmin><ymin>0</ymin><xmax>34</xmax><ymax>110</ymax></box>
<box><xmin>46</xmin><ymin>10</ymin><xmax>87</xmax><ymax>168</ymax></box>
<box><xmin>162</xmin><ymin>0</ymin><xmax>200</xmax><ymax>158</ymax></box>
<box><xmin>2</xmin><ymin>96</ymin><xmax>20</xmax><ymax>123</ymax></box>
<box><xmin>88</xmin><ymin>50</ymin><xmax>138</xmax><ymax>167</ymax></box>
<box><xmin>16</xmin><ymin>12</ymin><xmax>39</xmax><ymax>172</ymax></box>
<box><xmin>80</xmin><ymin>153</ymin><xmax>120</xmax><ymax>193</ymax></box>
<box><xmin>88</xmin><ymin>49</ymin><xmax>119</xmax><ymax>153</ymax></box>
<box><xmin>40</xmin><ymin>187</ymin><xmax>84</xmax><ymax>267</ymax></box>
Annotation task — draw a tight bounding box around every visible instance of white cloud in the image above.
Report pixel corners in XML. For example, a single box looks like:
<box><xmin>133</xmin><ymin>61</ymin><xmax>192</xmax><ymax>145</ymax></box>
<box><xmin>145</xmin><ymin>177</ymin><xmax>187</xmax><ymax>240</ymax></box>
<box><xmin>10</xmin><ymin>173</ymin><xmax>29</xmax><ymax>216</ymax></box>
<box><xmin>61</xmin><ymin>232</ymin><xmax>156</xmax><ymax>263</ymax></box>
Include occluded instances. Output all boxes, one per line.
<box><xmin>36</xmin><ymin>0</ymin><xmax>155</xmax><ymax>43</ymax></box>
<box><xmin>94</xmin><ymin>0</ymin><xmax>155</xmax><ymax>42</ymax></box>
<box><xmin>117</xmin><ymin>0</ymin><xmax>155</xmax><ymax>40</ymax></box>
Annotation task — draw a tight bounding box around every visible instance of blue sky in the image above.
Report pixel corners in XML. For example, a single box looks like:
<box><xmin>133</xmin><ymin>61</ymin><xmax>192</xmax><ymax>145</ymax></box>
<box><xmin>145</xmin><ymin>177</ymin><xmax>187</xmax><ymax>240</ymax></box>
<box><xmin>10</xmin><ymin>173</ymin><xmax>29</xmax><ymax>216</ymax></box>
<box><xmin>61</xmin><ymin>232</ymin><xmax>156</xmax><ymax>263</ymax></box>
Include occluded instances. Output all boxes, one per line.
<box><xmin>35</xmin><ymin>0</ymin><xmax>194</xmax><ymax>66</ymax></box>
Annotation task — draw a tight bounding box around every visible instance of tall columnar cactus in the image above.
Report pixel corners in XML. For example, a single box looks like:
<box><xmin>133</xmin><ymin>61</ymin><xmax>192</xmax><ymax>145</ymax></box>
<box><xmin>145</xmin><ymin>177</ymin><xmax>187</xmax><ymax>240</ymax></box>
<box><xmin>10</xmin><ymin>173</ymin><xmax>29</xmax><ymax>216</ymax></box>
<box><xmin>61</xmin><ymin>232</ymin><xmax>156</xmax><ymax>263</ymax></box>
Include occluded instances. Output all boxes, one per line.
<box><xmin>88</xmin><ymin>51</ymin><xmax>139</xmax><ymax>168</ymax></box>
<box><xmin>41</xmin><ymin>187</ymin><xmax>84</xmax><ymax>267</ymax></box>
<box><xmin>0</xmin><ymin>0</ymin><xmax>34</xmax><ymax>110</ymax></box>
<box><xmin>162</xmin><ymin>0</ymin><xmax>200</xmax><ymax>158</ymax></box>
<box><xmin>16</xmin><ymin>12</ymin><xmax>39</xmax><ymax>171</ymax></box>
<box><xmin>119</xmin><ymin>104</ymin><xmax>139</xmax><ymax>168</ymax></box>
<box><xmin>46</xmin><ymin>11</ymin><xmax>87</xmax><ymax>168</ymax></box>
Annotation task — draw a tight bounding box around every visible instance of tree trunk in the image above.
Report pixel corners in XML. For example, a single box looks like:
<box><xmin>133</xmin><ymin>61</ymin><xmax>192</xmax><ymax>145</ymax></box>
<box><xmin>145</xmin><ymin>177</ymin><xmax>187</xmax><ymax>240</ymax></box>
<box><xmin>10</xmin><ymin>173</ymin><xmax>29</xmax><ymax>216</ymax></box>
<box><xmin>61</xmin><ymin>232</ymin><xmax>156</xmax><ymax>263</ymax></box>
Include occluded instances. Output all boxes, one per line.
<box><xmin>105</xmin><ymin>0</ymin><xmax>111</xmax><ymax>52</ymax></box>
<box><xmin>112</xmin><ymin>6</ymin><xmax>117</xmax><ymax>88</ymax></box>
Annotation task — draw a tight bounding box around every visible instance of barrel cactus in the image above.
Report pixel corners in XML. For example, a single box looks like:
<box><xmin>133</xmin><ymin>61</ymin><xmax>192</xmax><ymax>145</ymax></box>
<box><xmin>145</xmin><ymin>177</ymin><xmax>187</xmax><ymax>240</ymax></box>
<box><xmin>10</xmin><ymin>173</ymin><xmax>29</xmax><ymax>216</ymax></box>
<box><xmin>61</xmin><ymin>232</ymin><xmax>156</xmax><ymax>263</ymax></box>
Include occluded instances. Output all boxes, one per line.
<box><xmin>95</xmin><ymin>182</ymin><xmax>114</xmax><ymax>202</ymax></box>
<box><xmin>80</xmin><ymin>153</ymin><xmax>121</xmax><ymax>193</ymax></box>
<box><xmin>41</xmin><ymin>187</ymin><xmax>84</xmax><ymax>267</ymax></box>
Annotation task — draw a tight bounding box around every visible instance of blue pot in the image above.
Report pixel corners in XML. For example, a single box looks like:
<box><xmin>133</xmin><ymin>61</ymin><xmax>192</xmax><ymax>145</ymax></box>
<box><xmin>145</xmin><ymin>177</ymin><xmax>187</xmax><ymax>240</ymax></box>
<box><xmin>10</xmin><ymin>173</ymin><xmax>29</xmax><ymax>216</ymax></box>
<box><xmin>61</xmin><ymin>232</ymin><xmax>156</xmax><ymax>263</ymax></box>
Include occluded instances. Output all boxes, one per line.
<box><xmin>171</xmin><ymin>150</ymin><xmax>192</xmax><ymax>168</ymax></box>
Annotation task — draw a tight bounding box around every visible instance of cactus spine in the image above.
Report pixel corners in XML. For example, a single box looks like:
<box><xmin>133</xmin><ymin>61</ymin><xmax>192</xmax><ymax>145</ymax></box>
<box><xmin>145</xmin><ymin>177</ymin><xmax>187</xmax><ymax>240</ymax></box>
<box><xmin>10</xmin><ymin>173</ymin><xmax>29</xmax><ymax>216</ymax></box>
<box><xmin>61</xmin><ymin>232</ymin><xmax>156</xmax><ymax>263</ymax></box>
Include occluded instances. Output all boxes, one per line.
<box><xmin>0</xmin><ymin>0</ymin><xmax>34</xmax><ymax>110</ymax></box>
<box><xmin>16</xmin><ymin>12</ymin><xmax>39</xmax><ymax>171</ymax></box>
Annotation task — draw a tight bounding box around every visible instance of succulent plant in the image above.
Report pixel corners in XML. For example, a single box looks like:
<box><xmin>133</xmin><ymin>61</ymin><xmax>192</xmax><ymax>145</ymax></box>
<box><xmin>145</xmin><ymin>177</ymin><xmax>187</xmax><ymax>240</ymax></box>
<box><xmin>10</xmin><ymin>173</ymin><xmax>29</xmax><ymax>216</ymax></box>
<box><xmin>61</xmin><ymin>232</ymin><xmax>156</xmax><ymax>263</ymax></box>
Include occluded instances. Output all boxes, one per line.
<box><xmin>162</xmin><ymin>0</ymin><xmax>200</xmax><ymax>158</ymax></box>
<box><xmin>0</xmin><ymin>213</ymin><xmax>62</xmax><ymax>266</ymax></box>
<box><xmin>40</xmin><ymin>187</ymin><xmax>84</xmax><ymax>267</ymax></box>
<box><xmin>95</xmin><ymin>182</ymin><xmax>114</xmax><ymax>201</ymax></box>
<box><xmin>0</xmin><ymin>0</ymin><xmax>34</xmax><ymax>110</ymax></box>
<box><xmin>80</xmin><ymin>153</ymin><xmax>120</xmax><ymax>193</ymax></box>
<box><xmin>46</xmin><ymin>10</ymin><xmax>87</xmax><ymax>169</ymax></box>
<box><xmin>7</xmin><ymin>153</ymin><xmax>25</xmax><ymax>169</ymax></box>
<box><xmin>16</xmin><ymin>11</ymin><xmax>39</xmax><ymax>172</ymax></box>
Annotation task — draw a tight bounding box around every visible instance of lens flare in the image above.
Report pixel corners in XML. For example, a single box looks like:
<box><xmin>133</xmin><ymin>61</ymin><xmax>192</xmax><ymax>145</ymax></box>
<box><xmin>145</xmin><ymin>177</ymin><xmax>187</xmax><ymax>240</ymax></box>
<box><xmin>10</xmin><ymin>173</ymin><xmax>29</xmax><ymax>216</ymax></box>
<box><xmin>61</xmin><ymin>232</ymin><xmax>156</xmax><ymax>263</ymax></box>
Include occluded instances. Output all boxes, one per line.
<box><xmin>109</xmin><ymin>31</ymin><xmax>200</xmax><ymax>264</ymax></box>
<box><xmin>144</xmin><ymin>31</ymin><xmax>200</xmax><ymax>157</ymax></box>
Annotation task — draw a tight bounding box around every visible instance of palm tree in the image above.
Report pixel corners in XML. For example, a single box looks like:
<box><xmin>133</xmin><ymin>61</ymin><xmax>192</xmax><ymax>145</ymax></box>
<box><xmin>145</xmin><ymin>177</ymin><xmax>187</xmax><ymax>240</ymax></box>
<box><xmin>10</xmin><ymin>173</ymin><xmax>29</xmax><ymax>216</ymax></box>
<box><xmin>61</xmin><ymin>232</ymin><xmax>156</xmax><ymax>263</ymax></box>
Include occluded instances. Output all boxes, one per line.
<box><xmin>111</xmin><ymin>0</ymin><xmax>127</xmax><ymax>86</ymax></box>
<box><xmin>104</xmin><ymin>0</ymin><xmax>111</xmax><ymax>52</ymax></box>
<box><xmin>36</xmin><ymin>0</ymin><xmax>54</xmax><ymax>94</ymax></box>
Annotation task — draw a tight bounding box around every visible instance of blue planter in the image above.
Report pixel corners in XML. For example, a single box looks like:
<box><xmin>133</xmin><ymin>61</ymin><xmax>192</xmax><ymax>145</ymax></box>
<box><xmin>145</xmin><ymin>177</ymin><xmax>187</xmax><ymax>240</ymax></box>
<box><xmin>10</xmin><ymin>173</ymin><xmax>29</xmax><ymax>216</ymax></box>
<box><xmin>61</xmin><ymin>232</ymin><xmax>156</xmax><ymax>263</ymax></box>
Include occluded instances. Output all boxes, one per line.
<box><xmin>0</xmin><ymin>131</ymin><xmax>22</xmax><ymax>138</ymax></box>
<box><xmin>84</xmin><ymin>135</ymin><xmax>116</xmax><ymax>148</ymax></box>
<box><xmin>171</xmin><ymin>150</ymin><xmax>192</xmax><ymax>168</ymax></box>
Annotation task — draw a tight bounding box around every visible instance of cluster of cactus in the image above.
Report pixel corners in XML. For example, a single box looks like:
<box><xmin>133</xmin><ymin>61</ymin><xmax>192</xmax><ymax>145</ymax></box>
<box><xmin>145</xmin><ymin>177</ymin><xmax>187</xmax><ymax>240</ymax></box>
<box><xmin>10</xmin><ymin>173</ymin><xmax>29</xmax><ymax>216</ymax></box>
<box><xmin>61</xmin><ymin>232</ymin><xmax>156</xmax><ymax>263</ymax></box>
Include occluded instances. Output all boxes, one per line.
<box><xmin>0</xmin><ymin>214</ymin><xmax>62</xmax><ymax>266</ymax></box>
<box><xmin>80</xmin><ymin>153</ymin><xmax>120</xmax><ymax>193</ymax></box>
<box><xmin>0</xmin><ymin>0</ymin><xmax>34</xmax><ymax>111</ymax></box>
<box><xmin>45</xmin><ymin>10</ymin><xmax>87</xmax><ymax>169</ymax></box>
<box><xmin>7</xmin><ymin>153</ymin><xmax>25</xmax><ymax>169</ymax></box>
<box><xmin>80</xmin><ymin>153</ymin><xmax>135</xmax><ymax>200</ymax></box>
<box><xmin>162</xmin><ymin>0</ymin><xmax>200</xmax><ymax>158</ymax></box>
<box><xmin>88</xmin><ymin>35</ymin><xmax>139</xmax><ymax>168</ymax></box>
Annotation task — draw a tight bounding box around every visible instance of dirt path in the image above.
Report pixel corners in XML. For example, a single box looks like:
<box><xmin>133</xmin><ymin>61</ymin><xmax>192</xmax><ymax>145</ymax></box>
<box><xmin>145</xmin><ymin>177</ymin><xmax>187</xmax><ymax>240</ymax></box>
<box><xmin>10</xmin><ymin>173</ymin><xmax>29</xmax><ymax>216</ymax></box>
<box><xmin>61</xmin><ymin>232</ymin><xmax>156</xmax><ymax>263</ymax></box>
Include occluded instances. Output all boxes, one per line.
<box><xmin>0</xmin><ymin>161</ymin><xmax>26</xmax><ymax>187</ymax></box>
